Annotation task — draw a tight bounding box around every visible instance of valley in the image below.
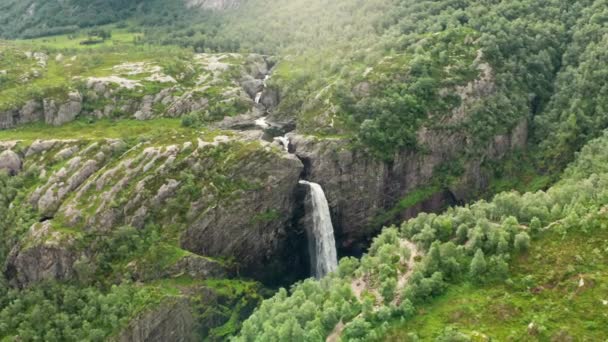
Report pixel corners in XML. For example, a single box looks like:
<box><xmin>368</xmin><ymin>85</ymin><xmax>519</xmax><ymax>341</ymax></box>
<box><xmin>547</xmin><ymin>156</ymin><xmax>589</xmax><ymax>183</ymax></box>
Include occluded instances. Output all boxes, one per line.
<box><xmin>0</xmin><ymin>0</ymin><xmax>607</xmax><ymax>341</ymax></box>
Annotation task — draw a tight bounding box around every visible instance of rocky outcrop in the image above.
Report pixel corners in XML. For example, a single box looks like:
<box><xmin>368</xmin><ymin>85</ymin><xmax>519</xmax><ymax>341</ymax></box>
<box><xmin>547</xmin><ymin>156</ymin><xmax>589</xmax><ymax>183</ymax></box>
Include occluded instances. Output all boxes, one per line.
<box><xmin>0</xmin><ymin>53</ymin><xmax>274</xmax><ymax>130</ymax></box>
<box><xmin>114</xmin><ymin>298</ymin><xmax>197</xmax><ymax>342</ymax></box>
<box><xmin>5</xmin><ymin>222</ymin><xmax>79</xmax><ymax>288</ymax></box>
<box><xmin>0</xmin><ymin>92</ymin><xmax>83</xmax><ymax>129</ymax></box>
<box><xmin>289</xmin><ymin>123</ymin><xmax>524</xmax><ymax>252</ymax></box>
<box><xmin>185</xmin><ymin>0</ymin><xmax>241</xmax><ymax>10</ymax></box>
<box><xmin>180</xmin><ymin>150</ymin><xmax>304</xmax><ymax>282</ymax></box>
<box><xmin>44</xmin><ymin>92</ymin><xmax>83</xmax><ymax>126</ymax></box>
<box><xmin>5</xmin><ymin>135</ymin><xmax>305</xmax><ymax>286</ymax></box>
<box><xmin>289</xmin><ymin>116</ymin><xmax>529</xmax><ymax>253</ymax></box>
<box><xmin>0</xmin><ymin>149</ymin><xmax>22</xmax><ymax>175</ymax></box>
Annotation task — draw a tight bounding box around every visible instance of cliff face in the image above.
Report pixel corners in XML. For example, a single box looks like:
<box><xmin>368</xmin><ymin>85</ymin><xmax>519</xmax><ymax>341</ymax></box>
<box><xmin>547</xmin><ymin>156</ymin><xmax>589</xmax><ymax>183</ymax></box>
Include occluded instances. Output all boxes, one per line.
<box><xmin>2</xmin><ymin>134</ymin><xmax>304</xmax><ymax>287</ymax></box>
<box><xmin>114</xmin><ymin>298</ymin><xmax>197</xmax><ymax>342</ymax></box>
<box><xmin>289</xmin><ymin>120</ymin><xmax>528</xmax><ymax>253</ymax></box>
<box><xmin>287</xmin><ymin>59</ymin><xmax>529</xmax><ymax>253</ymax></box>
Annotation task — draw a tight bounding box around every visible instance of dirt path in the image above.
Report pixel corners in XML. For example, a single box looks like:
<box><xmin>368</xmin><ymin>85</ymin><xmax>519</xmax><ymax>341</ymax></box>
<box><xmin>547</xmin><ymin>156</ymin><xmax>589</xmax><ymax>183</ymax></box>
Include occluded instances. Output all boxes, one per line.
<box><xmin>392</xmin><ymin>239</ymin><xmax>419</xmax><ymax>306</ymax></box>
<box><xmin>325</xmin><ymin>320</ymin><xmax>345</xmax><ymax>342</ymax></box>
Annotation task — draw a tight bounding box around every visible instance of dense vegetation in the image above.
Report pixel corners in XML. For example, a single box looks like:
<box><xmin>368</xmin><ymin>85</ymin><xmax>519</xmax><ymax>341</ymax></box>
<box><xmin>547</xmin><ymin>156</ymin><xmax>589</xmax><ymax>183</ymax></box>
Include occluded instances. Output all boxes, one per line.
<box><xmin>235</xmin><ymin>131</ymin><xmax>608</xmax><ymax>341</ymax></box>
<box><xmin>3</xmin><ymin>0</ymin><xmax>608</xmax><ymax>162</ymax></box>
<box><xmin>1</xmin><ymin>0</ymin><xmax>608</xmax><ymax>340</ymax></box>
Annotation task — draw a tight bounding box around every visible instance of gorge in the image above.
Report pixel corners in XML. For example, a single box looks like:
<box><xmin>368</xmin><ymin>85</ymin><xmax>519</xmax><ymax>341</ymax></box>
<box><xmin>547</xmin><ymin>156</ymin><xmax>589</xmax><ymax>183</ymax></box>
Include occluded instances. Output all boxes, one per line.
<box><xmin>1</xmin><ymin>0</ymin><xmax>608</xmax><ymax>340</ymax></box>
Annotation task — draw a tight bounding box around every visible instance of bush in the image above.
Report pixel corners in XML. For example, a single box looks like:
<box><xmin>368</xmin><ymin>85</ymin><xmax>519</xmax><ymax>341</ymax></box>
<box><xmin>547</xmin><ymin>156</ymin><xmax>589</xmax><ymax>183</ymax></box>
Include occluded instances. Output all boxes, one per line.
<box><xmin>514</xmin><ymin>232</ymin><xmax>531</xmax><ymax>253</ymax></box>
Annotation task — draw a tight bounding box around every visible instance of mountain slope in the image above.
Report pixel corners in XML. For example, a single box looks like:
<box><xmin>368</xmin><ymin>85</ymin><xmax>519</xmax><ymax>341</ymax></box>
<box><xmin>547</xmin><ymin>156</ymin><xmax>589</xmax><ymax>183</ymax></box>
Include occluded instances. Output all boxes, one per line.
<box><xmin>235</xmin><ymin>130</ymin><xmax>608</xmax><ymax>341</ymax></box>
<box><xmin>1</xmin><ymin>0</ymin><xmax>608</xmax><ymax>340</ymax></box>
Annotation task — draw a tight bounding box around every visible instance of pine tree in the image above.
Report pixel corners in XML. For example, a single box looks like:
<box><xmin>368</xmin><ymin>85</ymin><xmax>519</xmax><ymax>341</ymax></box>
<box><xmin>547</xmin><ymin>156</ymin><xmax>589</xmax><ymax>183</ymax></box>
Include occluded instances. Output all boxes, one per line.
<box><xmin>470</xmin><ymin>249</ymin><xmax>487</xmax><ymax>281</ymax></box>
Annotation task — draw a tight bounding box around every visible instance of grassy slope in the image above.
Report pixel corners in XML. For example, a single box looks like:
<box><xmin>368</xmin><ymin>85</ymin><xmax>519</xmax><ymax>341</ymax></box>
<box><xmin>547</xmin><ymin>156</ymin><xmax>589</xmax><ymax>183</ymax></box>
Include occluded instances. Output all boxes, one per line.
<box><xmin>385</xmin><ymin>216</ymin><xmax>608</xmax><ymax>340</ymax></box>
<box><xmin>0</xmin><ymin>118</ymin><xmax>188</xmax><ymax>142</ymax></box>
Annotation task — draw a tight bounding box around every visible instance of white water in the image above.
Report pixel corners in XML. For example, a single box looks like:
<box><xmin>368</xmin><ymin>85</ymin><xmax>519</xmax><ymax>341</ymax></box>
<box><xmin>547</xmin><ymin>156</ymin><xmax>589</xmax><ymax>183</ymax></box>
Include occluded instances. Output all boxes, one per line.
<box><xmin>263</xmin><ymin>74</ymin><xmax>270</xmax><ymax>87</ymax></box>
<box><xmin>274</xmin><ymin>136</ymin><xmax>290</xmax><ymax>152</ymax></box>
<box><xmin>299</xmin><ymin>180</ymin><xmax>338</xmax><ymax>278</ymax></box>
<box><xmin>254</xmin><ymin>91</ymin><xmax>263</xmax><ymax>104</ymax></box>
<box><xmin>255</xmin><ymin>116</ymin><xmax>269</xmax><ymax>129</ymax></box>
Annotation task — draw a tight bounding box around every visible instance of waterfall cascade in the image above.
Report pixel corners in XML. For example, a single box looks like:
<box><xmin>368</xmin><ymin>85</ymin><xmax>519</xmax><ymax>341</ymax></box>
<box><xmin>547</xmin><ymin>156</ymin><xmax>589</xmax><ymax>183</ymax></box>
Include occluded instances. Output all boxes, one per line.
<box><xmin>274</xmin><ymin>136</ymin><xmax>290</xmax><ymax>152</ymax></box>
<box><xmin>299</xmin><ymin>180</ymin><xmax>338</xmax><ymax>278</ymax></box>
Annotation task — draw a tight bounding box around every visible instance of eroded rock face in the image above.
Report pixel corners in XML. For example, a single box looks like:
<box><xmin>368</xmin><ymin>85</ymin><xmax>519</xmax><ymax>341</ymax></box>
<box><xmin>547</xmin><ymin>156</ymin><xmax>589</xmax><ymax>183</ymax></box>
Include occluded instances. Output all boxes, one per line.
<box><xmin>289</xmin><ymin>116</ymin><xmax>528</xmax><ymax>253</ymax></box>
<box><xmin>288</xmin><ymin>56</ymin><xmax>528</xmax><ymax>251</ymax></box>
<box><xmin>114</xmin><ymin>298</ymin><xmax>197</xmax><ymax>342</ymax></box>
<box><xmin>5</xmin><ymin>222</ymin><xmax>79</xmax><ymax>288</ymax></box>
<box><xmin>180</xmin><ymin>152</ymin><xmax>304</xmax><ymax>282</ymax></box>
<box><xmin>44</xmin><ymin>92</ymin><xmax>83</xmax><ymax>126</ymax></box>
<box><xmin>5</xmin><ymin>136</ymin><xmax>305</xmax><ymax>286</ymax></box>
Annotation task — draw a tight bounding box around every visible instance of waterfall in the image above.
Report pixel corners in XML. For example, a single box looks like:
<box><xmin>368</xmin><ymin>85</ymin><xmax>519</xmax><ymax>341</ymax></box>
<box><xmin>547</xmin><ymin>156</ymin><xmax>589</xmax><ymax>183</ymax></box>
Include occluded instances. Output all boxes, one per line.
<box><xmin>255</xmin><ymin>116</ymin><xmax>269</xmax><ymax>129</ymax></box>
<box><xmin>274</xmin><ymin>136</ymin><xmax>290</xmax><ymax>152</ymax></box>
<box><xmin>254</xmin><ymin>91</ymin><xmax>263</xmax><ymax>104</ymax></box>
<box><xmin>299</xmin><ymin>180</ymin><xmax>338</xmax><ymax>278</ymax></box>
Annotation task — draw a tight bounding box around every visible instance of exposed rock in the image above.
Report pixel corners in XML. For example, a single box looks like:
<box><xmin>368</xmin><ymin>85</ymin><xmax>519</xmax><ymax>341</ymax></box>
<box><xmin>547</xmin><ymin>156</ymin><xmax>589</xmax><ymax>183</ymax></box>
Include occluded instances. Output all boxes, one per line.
<box><xmin>34</xmin><ymin>159</ymin><xmax>100</xmax><ymax>217</ymax></box>
<box><xmin>289</xmin><ymin>135</ymin><xmax>387</xmax><ymax>248</ymax></box>
<box><xmin>5</xmin><ymin>222</ymin><xmax>78</xmax><ymax>288</ymax></box>
<box><xmin>0</xmin><ymin>150</ymin><xmax>22</xmax><ymax>175</ymax></box>
<box><xmin>114</xmin><ymin>298</ymin><xmax>197</xmax><ymax>342</ymax></box>
<box><xmin>165</xmin><ymin>93</ymin><xmax>209</xmax><ymax>117</ymax></box>
<box><xmin>0</xmin><ymin>100</ymin><xmax>44</xmax><ymax>129</ymax></box>
<box><xmin>87</xmin><ymin>76</ymin><xmax>141</xmax><ymax>90</ymax></box>
<box><xmin>245</xmin><ymin>54</ymin><xmax>269</xmax><ymax>79</ymax></box>
<box><xmin>289</xmin><ymin>116</ymin><xmax>529</xmax><ymax>252</ymax></box>
<box><xmin>185</xmin><ymin>0</ymin><xmax>241</xmax><ymax>10</ymax></box>
<box><xmin>180</xmin><ymin>152</ymin><xmax>304</xmax><ymax>282</ymax></box>
<box><xmin>134</xmin><ymin>95</ymin><xmax>155</xmax><ymax>120</ymax></box>
<box><xmin>152</xmin><ymin>179</ymin><xmax>181</xmax><ymax>206</ymax></box>
<box><xmin>241</xmin><ymin>77</ymin><xmax>264</xmax><ymax>98</ymax></box>
<box><xmin>26</xmin><ymin>139</ymin><xmax>58</xmax><ymax>156</ymax></box>
<box><xmin>32</xmin><ymin>52</ymin><xmax>48</xmax><ymax>68</ymax></box>
<box><xmin>131</xmin><ymin>254</ymin><xmax>230</xmax><ymax>282</ymax></box>
<box><xmin>44</xmin><ymin>92</ymin><xmax>83</xmax><ymax>126</ymax></box>
<box><xmin>260</xmin><ymin>88</ymin><xmax>280</xmax><ymax>109</ymax></box>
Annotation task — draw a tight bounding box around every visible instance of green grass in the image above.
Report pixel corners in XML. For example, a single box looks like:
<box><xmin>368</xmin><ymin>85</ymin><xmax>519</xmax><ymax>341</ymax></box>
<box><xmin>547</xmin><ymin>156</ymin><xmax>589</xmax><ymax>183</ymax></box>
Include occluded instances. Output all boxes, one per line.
<box><xmin>0</xmin><ymin>118</ymin><xmax>197</xmax><ymax>143</ymax></box>
<box><xmin>384</xmin><ymin>224</ymin><xmax>608</xmax><ymax>341</ymax></box>
<box><xmin>14</xmin><ymin>26</ymin><xmax>143</xmax><ymax>51</ymax></box>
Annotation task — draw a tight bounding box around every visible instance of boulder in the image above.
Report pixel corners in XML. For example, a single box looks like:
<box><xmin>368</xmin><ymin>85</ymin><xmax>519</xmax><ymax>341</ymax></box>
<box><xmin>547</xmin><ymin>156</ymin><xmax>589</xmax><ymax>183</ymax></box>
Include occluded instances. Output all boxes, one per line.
<box><xmin>0</xmin><ymin>150</ymin><xmax>22</xmax><ymax>175</ymax></box>
<box><xmin>44</xmin><ymin>92</ymin><xmax>83</xmax><ymax>126</ymax></box>
<box><xmin>241</xmin><ymin>77</ymin><xmax>264</xmax><ymax>98</ymax></box>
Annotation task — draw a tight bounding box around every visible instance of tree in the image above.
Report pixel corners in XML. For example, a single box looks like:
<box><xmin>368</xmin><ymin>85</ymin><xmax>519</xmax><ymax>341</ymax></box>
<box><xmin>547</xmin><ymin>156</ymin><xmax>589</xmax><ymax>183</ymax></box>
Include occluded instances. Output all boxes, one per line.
<box><xmin>514</xmin><ymin>232</ymin><xmax>531</xmax><ymax>253</ymax></box>
<box><xmin>469</xmin><ymin>249</ymin><xmax>487</xmax><ymax>281</ymax></box>
<box><xmin>380</xmin><ymin>278</ymin><xmax>397</xmax><ymax>303</ymax></box>
<box><xmin>422</xmin><ymin>241</ymin><xmax>441</xmax><ymax>276</ymax></box>
<box><xmin>530</xmin><ymin>217</ymin><xmax>542</xmax><ymax>235</ymax></box>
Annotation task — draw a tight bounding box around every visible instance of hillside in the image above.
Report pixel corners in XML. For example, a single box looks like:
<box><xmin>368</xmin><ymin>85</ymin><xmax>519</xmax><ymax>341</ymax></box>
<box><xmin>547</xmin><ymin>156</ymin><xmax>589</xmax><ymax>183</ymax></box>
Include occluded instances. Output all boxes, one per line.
<box><xmin>235</xmin><ymin>130</ymin><xmax>608</xmax><ymax>340</ymax></box>
<box><xmin>0</xmin><ymin>0</ymin><xmax>608</xmax><ymax>341</ymax></box>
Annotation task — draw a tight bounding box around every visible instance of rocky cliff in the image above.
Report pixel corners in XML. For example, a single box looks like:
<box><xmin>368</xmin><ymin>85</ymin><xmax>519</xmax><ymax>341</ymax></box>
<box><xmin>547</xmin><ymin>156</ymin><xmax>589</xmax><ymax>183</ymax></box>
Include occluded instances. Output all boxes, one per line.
<box><xmin>286</xmin><ymin>57</ymin><xmax>529</xmax><ymax>254</ymax></box>
<box><xmin>2</xmin><ymin>132</ymin><xmax>304</xmax><ymax>287</ymax></box>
